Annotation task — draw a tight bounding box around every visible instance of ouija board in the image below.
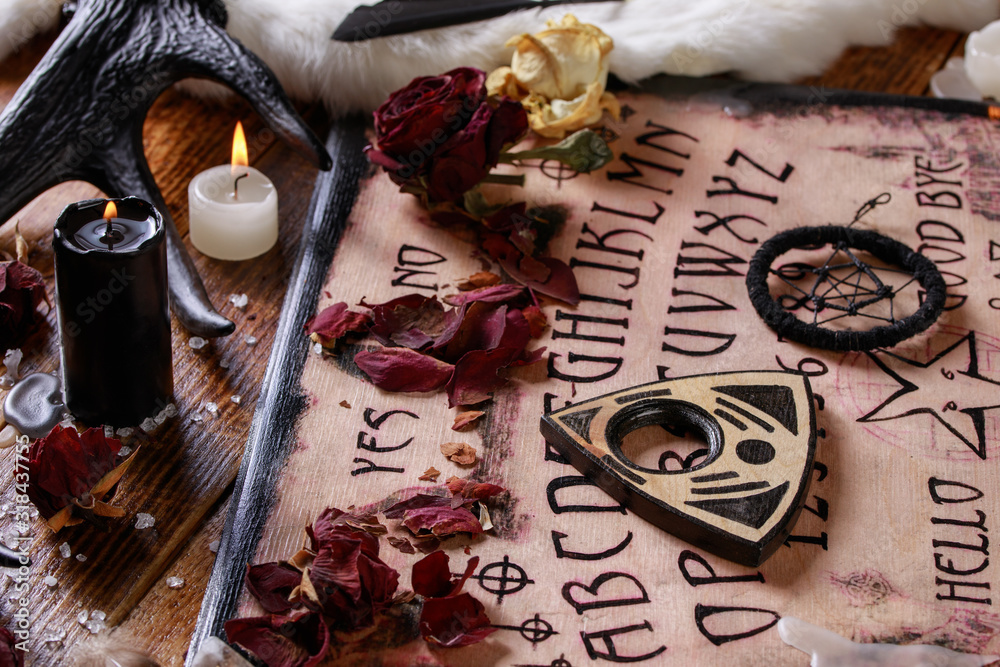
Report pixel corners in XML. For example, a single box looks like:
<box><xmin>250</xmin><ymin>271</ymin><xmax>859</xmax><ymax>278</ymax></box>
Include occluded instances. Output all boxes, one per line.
<box><xmin>192</xmin><ymin>81</ymin><xmax>1000</xmax><ymax>666</ymax></box>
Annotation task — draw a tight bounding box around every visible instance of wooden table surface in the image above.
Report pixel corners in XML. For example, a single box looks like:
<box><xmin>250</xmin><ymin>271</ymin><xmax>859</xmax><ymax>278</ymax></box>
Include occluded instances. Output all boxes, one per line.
<box><xmin>0</xmin><ymin>21</ymin><xmax>970</xmax><ymax>667</ymax></box>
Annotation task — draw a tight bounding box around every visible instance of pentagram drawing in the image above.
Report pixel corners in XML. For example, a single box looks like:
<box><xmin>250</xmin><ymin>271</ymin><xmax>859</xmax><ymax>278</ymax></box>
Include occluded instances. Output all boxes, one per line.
<box><xmin>746</xmin><ymin>212</ymin><xmax>946</xmax><ymax>351</ymax></box>
<box><xmin>858</xmin><ymin>332</ymin><xmax>1000</xmax><ymax>460</ymax></box>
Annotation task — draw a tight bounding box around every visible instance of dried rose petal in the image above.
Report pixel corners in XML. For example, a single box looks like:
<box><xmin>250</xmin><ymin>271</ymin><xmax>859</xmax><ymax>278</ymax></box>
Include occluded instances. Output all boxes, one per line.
<box><xmin>445</xmin><ymin>477</ymin><xmax>505</xmax><ymax>501</ymax></box>
<box><xmin>361</xmin><ymin>294</ymin><xmax>455</xmax><ymax>349</ymax></box>
<box><xmin>354</xmin><ymin>348</ymin><xmax>454</xmax><ymax>393</ymax></box>
<box><xmin>385</xmin><ymin>494</ymin><xmax>484</xmax><ymax>538</ymax></box>
<box><xmin>443</xmin><ymin>284</ymin><xmax>525</xmax><ymax>307</ymax></box>
<box><xmin>412</xmin><ymin>552</ymin><xmax>480</xmax><ymax>599</ymax></box>
<box><xmin>305</xmin><ymin>303</ymin><xmax>371</xmax><ymax>348</ymax></box>
<box><xmin>0</xmin><ymin>627</ymin><xmax>23</xmax><ymax>667</ymax></box>
<box><xmin>27</xmin><ymin>425</ymin><xmax>129</xmax><ymax>530</ymax></box>
<box><xmin>300</xmin><ymin>509</ymin><xmax>400</xmax><ymax>631</ymax></box>
<box><xmin>246</xmin><ymin>563</ymin><xmax>303</xmax><ymax>614</ymax></box>
<box><xmin>522</xmin><ymin>305</ymin><xmax>547</xmax><ymax>338</ymax></box>
<box><xmin>446</xmin><ymin>347</ymin><xmax>517</xmax><ymax>407</ymax></box>
<box><xmin>434</xmin><ymin>303</ymin><xmax>508</xmax><ymax>362</ymax></box>
<box><xmin>440</xmin><ymin>442</ymin><xmax>477</xmax><ymax>465</ymax></box>
<box><xmin>0</xmin><ymin>260</ymin><xmax>45</xmax><ymax>351</ymax></box>
<box><xmin>452</xmin><ymin>411</ymin><xmax>485</xmax><ymax>431</ymax></box>
<box><xmin>387</xmin><ymin>536</ymin><xmax>416</xmax><ymax>554</ymax></box>
<box><xmin>419</xmin><ymin>467</ymin><xmax>441</xmax><ymax>482</ymax></box>
<box><xmin>457</xmin><ymin>272</ymin><xmax>501</xmax><ymax>290</ymax></box>
<box><xmin>225</xmin><ymin>609</ymin><xmax>330</xmax><ymax>667</ymax></box>
<box><xmin>420</xmin><ymin>593</ymin><xmax>495</xmax><ymax>648</ymax></box>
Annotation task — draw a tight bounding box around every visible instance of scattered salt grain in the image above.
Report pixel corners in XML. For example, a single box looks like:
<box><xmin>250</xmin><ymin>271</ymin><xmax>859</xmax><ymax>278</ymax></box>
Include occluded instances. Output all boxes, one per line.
<box><xmin>77</xmin><ymin>610</ymin><xmax>88</xmax><ymax>625</ymax></box>
<box><xmin>118</xmin><ymin>445</ymin><xmax>133</xmax><ymax>457</ymax></box>
<box><xmin>166</xmin><ymin>576</ymin><xmax>185</xmax><ymax>589</ymax></box>
<box><xmin>103</xmin><ymin>425</ymin><xmax>114</xmax><ymax>438</ymax></box>
<box><xmin>220</xmin><ymin>359</ymin><xmax>231</xmax><ymax>370</ymax></box>
<box><xmin>229</xmin><ymin>293</ymin><xmax>249</xmax><ymax>309</ymax></box>
<box><xmin>205</xmin><ymin>402</ymin><xmax>218</xmax><ymax>415</ymax></box>
<box><xmin>92</xmin><ymin>611</ymin><xmax>106</xmax><ymax>622</ymax></box>
<box><xmin>116</xmin><ymin>427</ymin><xmax>134</xmax><ymax>438</ymax></box>
<box><xmin>42</xmin><ymin>629</ymin><xmax>65</xmax><ymax>648</ymax></box>
<box><xmin>139</xmin><ymin>417</ymin><xmax>157</xmax><ymax>433</ymax></box>
<box><xmin>43</xmin><ymin>575</ymin><xmax>57</xmax><ymax>588</ymax></box>
<box><xmin>209</xmin><ymin>540</ymin><xmax>220</xmax><ymax>553</ymax></box>
<box><xmin>59</xmin><ymin>542</ymin><xmax>71</xmax><ymax>559</ymax></box>
<box><xmin>3</xmin><ymin>535</ymin><xmax>18</xmax><ymax>550</ymax></box>
<box><xmin>244</xmin><ymin>335</ymin><xmax>257</xmax><ymax>347</ymax></box>
<box><xmin>154</xmin><ymin>410</ymin><xmax>168</xmax><ymax>426</ymax></box>
<box><xmin>75</xmin><ymin>554</ymin><xmax>87</xmax><ymax>563</ymax></box>
<box><xmin>135</xmin><ymin>513</ymin><xmax>155</xmax><ymax>530</ymax></box>
<box><xmin>230</xmin><ymin>395</ymin><xmax>241</xmax><ymax>405</ymax></box>
<box><xmin>188</xmin><ymin>337</ymin><xmax>208</xmax><ymax>350</ymax></box>
<box><xmin>85</xmin><ymin>618</ymin><xmax>104</xmax><ymax>634</ymax></box>
<box><xmin>163</xmin><ymin>403</ymin><xmax>178</xmax><ymax>418</ymax></box>
<box><xmin>190</xmin><ymin>412</ymin><xmax>203</xmax><ymax>423</ymax></box>
<box><xmin>312</xmin><ymin>342</ymin><xmax>322</xmax><ymax>356</ymax></box>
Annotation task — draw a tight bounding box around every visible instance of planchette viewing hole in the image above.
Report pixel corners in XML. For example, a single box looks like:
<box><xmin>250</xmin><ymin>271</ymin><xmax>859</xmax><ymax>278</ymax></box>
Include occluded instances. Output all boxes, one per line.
<box><xmin>606</xmin><ymin>400</ymin><xmax>722</xmax><ymax>475</ymax></box>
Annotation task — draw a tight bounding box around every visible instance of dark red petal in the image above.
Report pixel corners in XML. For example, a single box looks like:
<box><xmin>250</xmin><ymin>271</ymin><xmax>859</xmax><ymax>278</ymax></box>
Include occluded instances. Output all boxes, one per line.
<box><xmin>446</xmin><ymin>347</ymin><xmax>518</xmax><ymax>407</ymax></box>
<box><xmin>419</xmin><ymin>593</ymin><xmax>496</xmax><ymax>648</ymax></box>
<box><xmin>443</xmin><ymin>284</ymin><xmax>525</xmax><ymax>307</ymax></box>
<box><xmin>354</xmin><ymin>348</ymin><xmax>454</xmax><ymax>393</ymax></box>
<box><xmin>305</xmin><ymin>303</ymin><xmax>372</xmax><ymax>346</ymax></box>
<box><xmin>412</xmin><ymin>550</ymin><xmax>453</xmax><ymax>598</ymax></box>
<box><xmin>225</xmin><ymin>611</ymin><xmax>330</xmax><ymax>667</ymax></box>
<box><xmin>0</xmin><ymin>627</ymin><xmax>23</xmax><ymax>667</ymax></box>
<box><xmin>245</xmin><ymin>563</ymin><xmax>303</xmax><ymax>614</ymax></box>
<box><xmin>402</xmin><ymin>505</ymin><xmax>484</xmax><ymax>537</ymax></box>
<box><xmin>445</xmin><ymin>478</ymin><xmax>505</xmax><ymax>501</ymax></box>
<box><xmin>27</xmin><ymin>425</ymin><xmax>122</xmax><ymax>519</ymax></box>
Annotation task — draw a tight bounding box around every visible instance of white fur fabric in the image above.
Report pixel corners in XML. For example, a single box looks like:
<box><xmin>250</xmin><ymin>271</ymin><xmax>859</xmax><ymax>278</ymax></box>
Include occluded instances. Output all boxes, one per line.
<box><xmin>0</xmin><ymin>0</ymin><xmax>997</xmax><ymax>116</ymax></box>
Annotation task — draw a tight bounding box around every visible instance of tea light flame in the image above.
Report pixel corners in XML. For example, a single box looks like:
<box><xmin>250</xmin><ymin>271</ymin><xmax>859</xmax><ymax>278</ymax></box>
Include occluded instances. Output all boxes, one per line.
<box><xmin>231</xmin><ymin>121</ymin><xmax>248</xmax><ymax>176</ymax></box>
<box><xmin>103</xmin><ymin>200</ymin><xmax>117</xmax><ymax>221</ymax></box>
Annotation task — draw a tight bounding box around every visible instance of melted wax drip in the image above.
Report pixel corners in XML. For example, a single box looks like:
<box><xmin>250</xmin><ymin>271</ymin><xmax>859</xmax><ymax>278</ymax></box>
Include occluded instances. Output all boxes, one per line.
<box><xmin>3</xmin><ymin>373</ymin><xmax>64</xmax><ymax>438</ymax></box>
<box><xmin>778</xmin><ymin>617</ymin><xmax>999</xmax><ymax>667</ymax></box>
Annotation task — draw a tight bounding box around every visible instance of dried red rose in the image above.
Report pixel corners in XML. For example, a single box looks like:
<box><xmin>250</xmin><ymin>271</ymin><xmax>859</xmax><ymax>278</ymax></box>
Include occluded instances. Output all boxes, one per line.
<box><xmin>0</xmin><ymin>260</ymin><xmax>45</xmax><ymax>351</ymax></box>
<box><xmin>26</xmin><ymin>425</ymin><xmax>134</xmax><ymax>532</ymax></box>
<box><xmin>305</xmin><ymin>302</ymin><xmax>371</xmax><ymax>348</ymax></box>
<box><xmin>413</xmin><ymin>552</ymin><xmax>494</xmax><ymax>648</ymax></box>
<box><xmin>0</xmin><ymin>628</ymin><xmax>23</xmax><ymax>667</ymax></box>
<box><xmin>368</xmin><ymin>67</ymin><xmax>528</xmax><ymax>203</ymax></box>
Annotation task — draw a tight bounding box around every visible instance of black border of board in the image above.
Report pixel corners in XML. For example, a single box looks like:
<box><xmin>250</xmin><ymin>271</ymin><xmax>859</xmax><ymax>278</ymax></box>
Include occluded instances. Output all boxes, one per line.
<box><xmin>187</xmin><ymin>116</ymin><xmax>369</xmax><ymax>665</ymax></box>
<box><xmin>186</xmin><ymin>79</ymin><xmax>998</xmax><ymax>664</ymax></box>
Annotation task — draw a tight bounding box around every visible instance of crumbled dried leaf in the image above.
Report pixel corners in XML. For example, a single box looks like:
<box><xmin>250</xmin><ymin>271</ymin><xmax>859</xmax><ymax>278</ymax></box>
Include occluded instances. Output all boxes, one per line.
<box><xmin>452</xmin><ymin>411</ymin><xmax>485</xmax><ymax>431</ymax></box>
<box><xmin>440</xmin><ymin>442</ymin><xmax>477</xmax><ymax>465</ymax></box>
<box><xmin>419</xmin><ymin>467</ymin><xmax>441</xmax><ymax>482</ymax></box>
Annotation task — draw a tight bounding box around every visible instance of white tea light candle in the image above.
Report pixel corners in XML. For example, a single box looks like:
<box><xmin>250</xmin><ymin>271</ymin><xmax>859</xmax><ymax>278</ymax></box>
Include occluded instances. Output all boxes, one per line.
<box><xmin>966</xmin><ymin>21</ymin><xmax>1000</xmax><ymax>100</ymax></box>
<box><xmin>188</xmin><ymin>121</ymin><xmax>278</xmax><ymax>261</ymax></box>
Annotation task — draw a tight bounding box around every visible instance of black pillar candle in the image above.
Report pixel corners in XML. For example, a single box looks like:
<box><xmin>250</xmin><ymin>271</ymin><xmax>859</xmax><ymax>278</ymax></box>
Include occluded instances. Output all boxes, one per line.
<box><xmin>53</xmin><ymin>197</ymin><xmax>172</xmax><ymax>426</ymax></box>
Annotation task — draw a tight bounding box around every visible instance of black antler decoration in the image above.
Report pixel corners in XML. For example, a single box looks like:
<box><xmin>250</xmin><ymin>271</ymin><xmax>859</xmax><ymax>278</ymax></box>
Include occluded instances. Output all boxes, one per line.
<box><xmin>0</xmin><ymin>0</ymin><xmax>333</xmax><ymax>337</ymax></box>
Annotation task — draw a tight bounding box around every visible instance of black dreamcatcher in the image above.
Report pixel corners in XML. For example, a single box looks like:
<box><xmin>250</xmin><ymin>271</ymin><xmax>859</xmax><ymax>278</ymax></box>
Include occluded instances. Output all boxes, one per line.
<box><xmin>745</xmin><ymin>194</ymin><xmax>947</xmax><ymax>352</ymax></box>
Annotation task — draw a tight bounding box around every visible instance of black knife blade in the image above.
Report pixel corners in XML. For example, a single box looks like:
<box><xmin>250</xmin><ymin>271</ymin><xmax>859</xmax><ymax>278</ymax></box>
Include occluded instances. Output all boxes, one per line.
<box><xmin>333</xmin><ymin>0</ymin><xmax>622</xmax><ymax>42</ymax></box>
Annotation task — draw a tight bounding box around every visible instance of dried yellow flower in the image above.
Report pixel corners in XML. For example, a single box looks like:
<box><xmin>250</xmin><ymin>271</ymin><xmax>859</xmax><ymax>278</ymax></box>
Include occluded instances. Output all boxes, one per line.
<box><xmin>488</xmin><ymin>14</ymin><xmax>620</xmax><ymax>139</ymax></box>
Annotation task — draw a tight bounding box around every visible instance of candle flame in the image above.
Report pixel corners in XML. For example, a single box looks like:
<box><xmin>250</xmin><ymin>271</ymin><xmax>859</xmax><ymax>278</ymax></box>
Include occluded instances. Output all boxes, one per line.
<box><xmin>103</xmin><ymin>200</ymin><xmax>117</xmax><ymax>221</ymax></box>
<box><xmin>231</xmin><ymin>121</ymin><xmax>248</xmax><ymax>175</ymax></box>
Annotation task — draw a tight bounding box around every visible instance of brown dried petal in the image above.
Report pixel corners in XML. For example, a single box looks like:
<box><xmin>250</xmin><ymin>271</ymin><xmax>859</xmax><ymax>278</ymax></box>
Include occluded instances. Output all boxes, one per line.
<box><xmin>451</xmin><ymin>411</ymin><xmax>484</xmax><ymax>431</ymax></box>
<box><xmin>419</xmin><ymin>467</ymin><xmax>441</xmax><ymax>482</ymax></box>
<box><xmin>456</xmin><ymin>271</ymin><xmax>501</xmax><ymax>290</ymax></box>
<box><xmin>440</xmin><ymin>442</ymin><xmax>477</xmax><ymax>466</ymax></box>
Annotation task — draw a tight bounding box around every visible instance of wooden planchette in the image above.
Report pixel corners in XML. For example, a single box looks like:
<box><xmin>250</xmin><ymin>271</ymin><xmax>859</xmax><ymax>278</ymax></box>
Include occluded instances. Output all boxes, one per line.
<box><xmin>540</xmin><ymin>371</ymin><xmax>817</xmax><ymax>566</ymax></box>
